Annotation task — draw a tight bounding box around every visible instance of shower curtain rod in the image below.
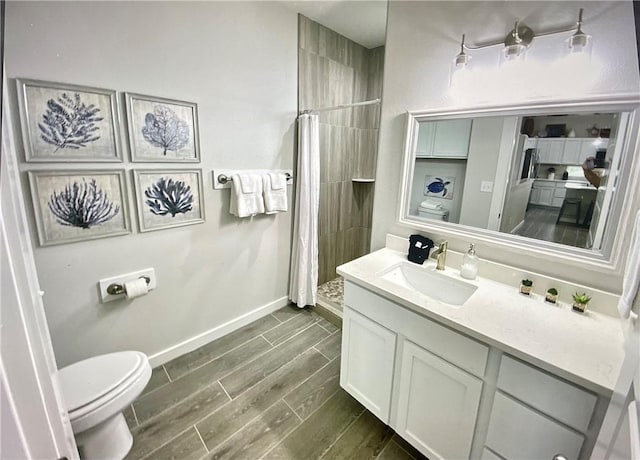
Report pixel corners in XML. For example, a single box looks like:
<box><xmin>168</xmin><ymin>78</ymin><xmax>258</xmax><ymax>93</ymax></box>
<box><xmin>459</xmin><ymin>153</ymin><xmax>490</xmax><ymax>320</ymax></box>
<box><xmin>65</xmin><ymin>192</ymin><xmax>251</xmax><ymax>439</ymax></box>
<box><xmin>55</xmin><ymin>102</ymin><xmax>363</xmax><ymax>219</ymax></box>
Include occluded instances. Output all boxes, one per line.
<box><xmin>300</xmin><ymin>98</ymin><xmax>380</xmax><ymax>115</ymax></box>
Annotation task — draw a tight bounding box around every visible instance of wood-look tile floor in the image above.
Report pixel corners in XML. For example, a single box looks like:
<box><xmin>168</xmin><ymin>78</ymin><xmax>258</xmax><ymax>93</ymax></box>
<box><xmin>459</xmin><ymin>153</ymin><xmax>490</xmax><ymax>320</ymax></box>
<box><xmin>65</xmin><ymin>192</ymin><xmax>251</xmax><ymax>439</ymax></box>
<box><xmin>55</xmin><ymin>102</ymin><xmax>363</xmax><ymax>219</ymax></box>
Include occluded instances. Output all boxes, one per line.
<box><xmin>514</xmin><ymin>206</ymin><xmax>589</xmax><ymax>248</ymax></box>
<box><xmin>124</xmin><ymin>305</ymin><xmax>426</xmax><ymax>460</ymax></box>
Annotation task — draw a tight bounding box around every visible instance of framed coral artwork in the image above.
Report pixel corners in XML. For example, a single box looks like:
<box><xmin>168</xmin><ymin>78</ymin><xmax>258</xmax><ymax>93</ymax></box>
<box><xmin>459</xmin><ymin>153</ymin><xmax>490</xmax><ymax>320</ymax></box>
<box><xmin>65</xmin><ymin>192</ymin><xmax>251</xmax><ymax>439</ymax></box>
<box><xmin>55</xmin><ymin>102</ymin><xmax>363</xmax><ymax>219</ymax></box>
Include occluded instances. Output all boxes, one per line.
<box><xmin>133</xmin><ymin>169</ymin><xmax>205</xmax><ymax>232</ymax></box>
<box><xmin>17</xmin><ymin>79</ymin><xmax>123</xmax><ymax>162</ymax></box>
<box><xmin>28</xmin><ymin>170</ymin><xmax>131</xmax><ymax>246</ymax></box>
<box><xmin>125</xmin><ymin>93</ymin><xmax>200</xmax><ymax>163</ymax></box>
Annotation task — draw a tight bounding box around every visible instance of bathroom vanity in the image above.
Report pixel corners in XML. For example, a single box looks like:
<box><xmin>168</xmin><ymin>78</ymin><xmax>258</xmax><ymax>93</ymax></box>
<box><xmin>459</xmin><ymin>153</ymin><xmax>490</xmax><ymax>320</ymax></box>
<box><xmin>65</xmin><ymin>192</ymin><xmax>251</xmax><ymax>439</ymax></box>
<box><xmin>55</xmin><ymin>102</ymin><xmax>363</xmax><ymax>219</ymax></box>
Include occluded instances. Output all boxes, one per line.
<box><xmin>337</xmin><ymin>248</ymin><xmax>624</xmax><ymax>460</ymax></box>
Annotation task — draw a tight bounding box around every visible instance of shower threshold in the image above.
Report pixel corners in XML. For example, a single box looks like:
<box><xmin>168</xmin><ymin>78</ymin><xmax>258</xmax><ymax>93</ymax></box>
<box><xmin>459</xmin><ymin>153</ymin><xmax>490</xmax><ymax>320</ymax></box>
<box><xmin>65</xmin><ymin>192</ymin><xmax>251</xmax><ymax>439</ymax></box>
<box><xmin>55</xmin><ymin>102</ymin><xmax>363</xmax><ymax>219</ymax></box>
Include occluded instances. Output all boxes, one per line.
<box><xmin>317</xmin><ymin>276</ymin><xmax>344</xmax><ymax>318</ymax></box>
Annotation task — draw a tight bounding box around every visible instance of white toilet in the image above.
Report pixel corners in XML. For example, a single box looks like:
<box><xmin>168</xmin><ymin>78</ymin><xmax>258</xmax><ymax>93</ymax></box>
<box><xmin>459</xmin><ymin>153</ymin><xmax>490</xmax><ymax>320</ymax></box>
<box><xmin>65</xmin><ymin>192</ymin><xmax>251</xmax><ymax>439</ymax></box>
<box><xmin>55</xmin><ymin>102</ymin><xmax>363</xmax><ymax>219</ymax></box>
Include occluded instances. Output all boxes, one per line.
<box><xmin>418</xmin><ymin>205</ymin><xmax>450</xmax><ymax>221</ymax></box>
<box><xmin>58</xmin><ymin>351</ymin><xmax>152</xmax><ymax>460</ymax></box>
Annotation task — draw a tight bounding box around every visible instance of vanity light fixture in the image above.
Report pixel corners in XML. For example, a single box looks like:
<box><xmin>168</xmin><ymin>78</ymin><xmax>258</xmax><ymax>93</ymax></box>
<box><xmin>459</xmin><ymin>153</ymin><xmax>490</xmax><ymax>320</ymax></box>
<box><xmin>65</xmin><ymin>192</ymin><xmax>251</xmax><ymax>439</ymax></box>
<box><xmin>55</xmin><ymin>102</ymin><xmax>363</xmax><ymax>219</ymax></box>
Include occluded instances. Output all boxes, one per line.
<box><xmin>567</xmin><ymin>8</ymin><xmax>592</xmax><ymax>55</ymax></box>
<box><xmin>503</xmin><ymin>20</ymin><xmax>533</xmax><ymax>61</ymax></box>
<box><xmin>454</xmin><ymin>34</ymin><xmax>471</xmax><ymax>70</ymax></box>
<box><xmin>452</xmin><ymin>8</ymin><xmax>592</xmax><ymax>74</ymax></box>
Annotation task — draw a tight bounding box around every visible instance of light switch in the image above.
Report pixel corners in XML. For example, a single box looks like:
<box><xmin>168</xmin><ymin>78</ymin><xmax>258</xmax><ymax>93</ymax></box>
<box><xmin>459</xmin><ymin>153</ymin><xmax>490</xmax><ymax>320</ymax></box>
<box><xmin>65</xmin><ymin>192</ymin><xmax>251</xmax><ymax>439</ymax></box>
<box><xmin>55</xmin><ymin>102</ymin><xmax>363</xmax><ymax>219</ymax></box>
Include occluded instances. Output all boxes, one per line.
<box><xmin>480</xmin><ymin>181</ymin><xmax>494</xmax><ymax>192</ymax></box>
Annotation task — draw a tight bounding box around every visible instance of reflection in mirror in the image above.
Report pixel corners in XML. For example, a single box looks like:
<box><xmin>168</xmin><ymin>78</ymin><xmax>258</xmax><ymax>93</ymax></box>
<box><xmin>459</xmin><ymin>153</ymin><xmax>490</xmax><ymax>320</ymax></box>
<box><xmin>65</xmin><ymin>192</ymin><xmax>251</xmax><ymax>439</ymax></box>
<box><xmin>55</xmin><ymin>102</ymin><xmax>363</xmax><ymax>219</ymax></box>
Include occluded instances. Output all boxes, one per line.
<box><xmin>406</xmin><ymin>109</ymin><xmax>632</xmax><ymax>251</ymax></box>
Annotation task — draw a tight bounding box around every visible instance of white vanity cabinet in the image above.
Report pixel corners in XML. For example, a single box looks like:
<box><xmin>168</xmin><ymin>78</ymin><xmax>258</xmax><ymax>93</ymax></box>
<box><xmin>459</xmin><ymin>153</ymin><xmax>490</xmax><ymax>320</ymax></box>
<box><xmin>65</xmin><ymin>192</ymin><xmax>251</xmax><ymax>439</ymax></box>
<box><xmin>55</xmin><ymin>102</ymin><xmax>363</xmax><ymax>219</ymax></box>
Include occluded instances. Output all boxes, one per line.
<box><xmin>342</xmin><ymin>281</ymin><xmax>488</xmax><ymax>460</ymax></box>
<box><xmin>416</xmin><ymin>119</ymin><xmax>472</xmax><ymax>158</ymax></box>
<box><xmin>340</xmin><ymin>280</ymin><xmax>605</xmax><ymax>460</ymax></box>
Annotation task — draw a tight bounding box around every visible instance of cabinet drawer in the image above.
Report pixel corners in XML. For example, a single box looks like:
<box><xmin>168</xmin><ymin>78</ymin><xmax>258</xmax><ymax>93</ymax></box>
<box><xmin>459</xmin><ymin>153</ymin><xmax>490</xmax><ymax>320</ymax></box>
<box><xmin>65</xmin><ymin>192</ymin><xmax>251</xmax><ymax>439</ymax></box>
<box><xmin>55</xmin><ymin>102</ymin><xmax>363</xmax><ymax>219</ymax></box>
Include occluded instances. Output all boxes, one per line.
<box><xmin>345</xmin><ymin>281</ymin><xmax>488</xmax><ymax>377</ymax></box>
<box><xmin>497</xmin><ymin>355</ymin><xmax>597</xmax><ymax>432</ymax></box>
<box><xmin>486</xmin><ymin>392</ymin><xmax>585</xmax><ymax>460</ymax></box>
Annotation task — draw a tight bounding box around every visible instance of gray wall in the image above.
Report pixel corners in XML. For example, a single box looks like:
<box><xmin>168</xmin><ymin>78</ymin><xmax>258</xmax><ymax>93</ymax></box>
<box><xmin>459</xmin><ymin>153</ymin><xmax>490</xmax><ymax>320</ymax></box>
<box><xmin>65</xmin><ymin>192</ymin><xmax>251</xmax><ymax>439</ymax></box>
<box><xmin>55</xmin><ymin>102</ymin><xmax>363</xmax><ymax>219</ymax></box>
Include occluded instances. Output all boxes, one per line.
<box><xmin>5</xmin><ymin>1</ymin><xmax>298</xmax><ymax>366</ymax></box>
<box><xmin>298</xmin><ymin>16</ymin><xmax>384</xmax><ymax>284</ymax></box>
<box><xmin>372</xmin><ymin>1</ymin><xmax>640</xmax><ymax>291</ymax></box>
<box><xmin>410</xmin><ymin>159</ymin><xmax>467</xmax><ymax>223</ymax></box>
<box><xmin>459</xmin><ymin>118</ymin><xmax>504</xmax><ymax>229</ymax></box>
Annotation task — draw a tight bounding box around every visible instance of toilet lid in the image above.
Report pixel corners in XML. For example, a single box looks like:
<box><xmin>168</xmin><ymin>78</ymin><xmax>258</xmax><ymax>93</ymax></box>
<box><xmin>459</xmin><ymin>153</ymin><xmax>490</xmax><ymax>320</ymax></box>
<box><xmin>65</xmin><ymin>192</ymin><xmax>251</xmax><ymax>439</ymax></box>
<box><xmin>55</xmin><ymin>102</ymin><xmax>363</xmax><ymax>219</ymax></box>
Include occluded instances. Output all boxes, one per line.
<box><xmin>58</xmin><ymin>351</ymin><xmax>145</xmax><ymax>413</ymax></box>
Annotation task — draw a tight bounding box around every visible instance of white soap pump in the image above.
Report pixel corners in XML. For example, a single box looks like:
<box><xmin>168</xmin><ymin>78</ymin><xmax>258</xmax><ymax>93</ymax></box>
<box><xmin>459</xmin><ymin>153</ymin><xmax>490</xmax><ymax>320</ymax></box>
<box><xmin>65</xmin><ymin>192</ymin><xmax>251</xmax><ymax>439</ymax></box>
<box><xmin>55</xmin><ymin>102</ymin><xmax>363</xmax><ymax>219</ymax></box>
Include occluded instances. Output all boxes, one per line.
<box><xmin>460</xmin><ymin>243</ymin><xmax>478</xmax><ymax>280</ymax></box>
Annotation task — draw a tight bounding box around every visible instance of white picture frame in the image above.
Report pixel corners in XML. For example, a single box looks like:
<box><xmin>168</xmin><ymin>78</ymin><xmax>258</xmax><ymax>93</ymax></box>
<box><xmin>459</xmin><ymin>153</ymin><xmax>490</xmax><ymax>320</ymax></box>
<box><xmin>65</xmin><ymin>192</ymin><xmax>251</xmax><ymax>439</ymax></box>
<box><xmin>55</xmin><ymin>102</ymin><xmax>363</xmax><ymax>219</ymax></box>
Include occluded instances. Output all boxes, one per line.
<box><xmin>17</xmin><ymin>79</ymin><xmax>123</xmax><ymax>162</ymax></box>
<box><xmin>125</xmin><ymin>93</ymin><xmax>200</xmax><ymax>163</ymax></box>
<box><xmin>28</xmin><ymin>170</ymin><xmax>131</xmax><ymax>246</ymax></box>
<box><xmin>133</xmin><ymin>169</ymin><xmax>205</xmax><ymax>232</ymax></box>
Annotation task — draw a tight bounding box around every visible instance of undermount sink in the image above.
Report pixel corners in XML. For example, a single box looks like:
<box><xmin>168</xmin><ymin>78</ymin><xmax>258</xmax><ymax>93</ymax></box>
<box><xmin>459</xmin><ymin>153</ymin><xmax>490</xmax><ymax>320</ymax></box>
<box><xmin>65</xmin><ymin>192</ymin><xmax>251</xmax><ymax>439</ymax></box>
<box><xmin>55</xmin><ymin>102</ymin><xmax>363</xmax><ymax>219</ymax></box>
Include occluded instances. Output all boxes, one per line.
<box><xmin>378</xmin><ymin>262</ymin><xmax>478</xmax><ymax>306</ymax></box>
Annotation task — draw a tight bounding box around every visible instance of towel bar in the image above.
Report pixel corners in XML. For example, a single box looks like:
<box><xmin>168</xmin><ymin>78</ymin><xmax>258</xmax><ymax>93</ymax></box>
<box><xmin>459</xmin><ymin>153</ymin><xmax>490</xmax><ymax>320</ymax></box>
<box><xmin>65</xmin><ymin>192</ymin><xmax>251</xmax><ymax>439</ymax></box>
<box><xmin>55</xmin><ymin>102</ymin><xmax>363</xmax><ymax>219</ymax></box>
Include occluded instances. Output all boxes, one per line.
<box><xmin>217</xmin><ymin>172</ymin><xmax>292</xmax><ymax>185</ymax></box>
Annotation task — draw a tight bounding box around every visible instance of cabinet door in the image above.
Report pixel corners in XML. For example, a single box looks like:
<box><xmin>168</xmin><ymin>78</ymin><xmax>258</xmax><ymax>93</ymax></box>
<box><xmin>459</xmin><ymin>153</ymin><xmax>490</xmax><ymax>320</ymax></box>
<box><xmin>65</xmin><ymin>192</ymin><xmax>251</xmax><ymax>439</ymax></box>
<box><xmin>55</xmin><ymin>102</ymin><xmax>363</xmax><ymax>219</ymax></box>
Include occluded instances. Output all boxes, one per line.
<box><xmin>536</xmin><ymin>139</ymin><xmax>552</xmax><ymax>163</ymax></box>
<box><xmin>562</xmin><ymin>139</ymin><xmax>582</xmax><ymax>164</ymax></box>
<box><xmin>529</xmin><ymin>187</ymin><xmax>541</xmax><ymax>205</ymax></box>
<box><xmin>416</xmin><ymin>121</ymin><xmax>436</xmax><ymax>158</ymax></box>
<box><xmin>432</xmin><ymin>119</ymin><xmax>472</xmax><ymax>158</ymax></box>
<box><xmin>538</xmin><ymin>139</ymin><xmax>564</xmax><ymax>164</ymax></box>
<box><xmin>539</xmin><ymin>187</ymin><xmax>554</xmax><ymax>206</ymax></box>
<box><xmin>340</xmin><ymin>307</ymin><xmax>396</xmax><ymax>423</ymax></box>
<box><xmin>486</xmin><ymin>392</ymin><xmax>584</xmax><ymax>460</ymax></box>
<box><xmin>552</xmin><ymin>185</ymin><xmax>566</xmax><ymax>208</ymax></box>
<box><xmin>396</xmin><ymin>341</ymin><xmax>482</xmax><ymax>460</ymax></box>
<box><xmin>548</xmin><ymin>139</ymin><xmax>565</xmax><ymax>163</ymax></box>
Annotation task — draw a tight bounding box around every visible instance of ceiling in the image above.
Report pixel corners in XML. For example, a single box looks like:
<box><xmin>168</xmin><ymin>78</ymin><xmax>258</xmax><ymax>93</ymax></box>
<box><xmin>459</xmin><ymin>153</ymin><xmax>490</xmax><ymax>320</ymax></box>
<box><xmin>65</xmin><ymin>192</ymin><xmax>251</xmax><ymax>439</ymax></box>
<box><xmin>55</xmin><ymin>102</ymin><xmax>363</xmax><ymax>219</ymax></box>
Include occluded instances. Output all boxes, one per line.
<box><xmin>280</xmin><ymin>1</ymin><xmax>388</xmax><ymax>49</ymax></box>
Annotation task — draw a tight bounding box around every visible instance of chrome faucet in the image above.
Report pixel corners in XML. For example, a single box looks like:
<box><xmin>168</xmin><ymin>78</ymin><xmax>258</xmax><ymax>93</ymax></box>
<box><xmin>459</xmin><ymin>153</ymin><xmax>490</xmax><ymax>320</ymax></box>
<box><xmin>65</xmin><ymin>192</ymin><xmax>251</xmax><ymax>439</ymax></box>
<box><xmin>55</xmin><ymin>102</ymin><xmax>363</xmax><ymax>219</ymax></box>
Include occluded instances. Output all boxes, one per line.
<box><xmin>431</xmin><ymin>240</ymin><xmax>448</xmax><ymax>270</ymax></box>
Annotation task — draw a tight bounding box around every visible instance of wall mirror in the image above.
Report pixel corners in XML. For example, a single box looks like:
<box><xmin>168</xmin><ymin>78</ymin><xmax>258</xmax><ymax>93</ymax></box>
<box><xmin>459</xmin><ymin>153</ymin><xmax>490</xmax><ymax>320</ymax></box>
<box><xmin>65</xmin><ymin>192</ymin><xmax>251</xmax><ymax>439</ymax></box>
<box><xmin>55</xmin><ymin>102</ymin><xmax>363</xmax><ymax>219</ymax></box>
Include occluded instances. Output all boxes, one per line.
<box><xmin>398</xmin><ymin>99</ymin><xmax>640</xmax><ymax>262</ymax></box>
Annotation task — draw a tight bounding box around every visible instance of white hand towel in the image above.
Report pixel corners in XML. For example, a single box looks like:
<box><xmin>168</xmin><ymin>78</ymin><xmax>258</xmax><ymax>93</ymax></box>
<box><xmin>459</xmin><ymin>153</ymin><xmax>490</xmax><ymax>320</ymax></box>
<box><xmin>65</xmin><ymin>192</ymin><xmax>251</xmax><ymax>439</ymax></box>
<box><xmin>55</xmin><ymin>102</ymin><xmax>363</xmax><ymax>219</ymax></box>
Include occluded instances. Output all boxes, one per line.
<box><xmin>618</xmin><ymin>211</ymin><xmax>640</xmax><ymax>319</ymax></box>
<box><xmin>268</xmin><ymin>172</ymin><xmax>286</xmax><ymax>190</ymax></box>
<box><xmin>420</xmin><ymin>199</ymin><xmax>444</xmax><ymax>210</ymax></box>
<box><xmin>263</xmin><ymin>173</ymin><xmax>288</xmax><ymax>214</ymax></box>
<box><xmin>229</xmin><ymin>174</ymin><xmax>265</xmax><ymax>217</ymax></box>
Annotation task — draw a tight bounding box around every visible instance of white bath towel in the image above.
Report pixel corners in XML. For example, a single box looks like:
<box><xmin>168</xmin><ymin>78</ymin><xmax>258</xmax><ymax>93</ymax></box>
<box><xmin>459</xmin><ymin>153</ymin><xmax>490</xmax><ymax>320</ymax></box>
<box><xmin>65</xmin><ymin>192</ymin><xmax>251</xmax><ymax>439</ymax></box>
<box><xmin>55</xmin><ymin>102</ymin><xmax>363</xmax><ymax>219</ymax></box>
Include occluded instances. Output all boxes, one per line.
<box><xmin>420</xmin><ymin>199</ymin><xmax>444</xmax><ymax>210</ymax></box>
<box><xmin>229</xmin><ymin>173</ymin><xmax>265</xmax><ymax>217</ymax></box>
<box><xmin>618</xmin><ymin>211</ymin><xmax>640</xmax><ymax>319</ymax></box>
<box><xmin>262</xmin><ymin>173</ymin><xmax>288</xmax><ymax>214</ymax></box>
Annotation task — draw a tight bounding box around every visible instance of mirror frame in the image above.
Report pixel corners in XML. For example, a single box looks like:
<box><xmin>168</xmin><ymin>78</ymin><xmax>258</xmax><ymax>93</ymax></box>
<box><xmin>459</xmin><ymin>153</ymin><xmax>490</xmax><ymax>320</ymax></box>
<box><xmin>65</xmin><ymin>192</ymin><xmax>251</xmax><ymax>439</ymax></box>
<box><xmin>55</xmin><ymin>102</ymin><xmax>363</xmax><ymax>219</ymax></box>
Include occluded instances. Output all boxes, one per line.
<box><xmin>397</xmin><ymin>97</ymin><xmax>640</xmax><ymax>272</ymax></box>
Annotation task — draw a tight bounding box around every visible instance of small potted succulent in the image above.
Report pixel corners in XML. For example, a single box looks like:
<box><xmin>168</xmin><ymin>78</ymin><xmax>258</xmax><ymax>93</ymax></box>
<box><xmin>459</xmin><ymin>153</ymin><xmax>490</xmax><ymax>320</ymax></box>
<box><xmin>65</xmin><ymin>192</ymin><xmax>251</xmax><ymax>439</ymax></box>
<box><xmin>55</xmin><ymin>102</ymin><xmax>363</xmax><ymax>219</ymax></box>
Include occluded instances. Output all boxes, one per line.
<box><xmin>572</xmin><ymin>292</ymin><xmax>592</xmax><ymax>313</ymax></box>
<box><xmin>520</xmin><ymin>279</ymin><xmax>533</xmax><ymax>296</ymax></box>
<box><xmin>545</xmin><ymin>288</ymin><xmax>559</xmax><ymax>304</ymax></box>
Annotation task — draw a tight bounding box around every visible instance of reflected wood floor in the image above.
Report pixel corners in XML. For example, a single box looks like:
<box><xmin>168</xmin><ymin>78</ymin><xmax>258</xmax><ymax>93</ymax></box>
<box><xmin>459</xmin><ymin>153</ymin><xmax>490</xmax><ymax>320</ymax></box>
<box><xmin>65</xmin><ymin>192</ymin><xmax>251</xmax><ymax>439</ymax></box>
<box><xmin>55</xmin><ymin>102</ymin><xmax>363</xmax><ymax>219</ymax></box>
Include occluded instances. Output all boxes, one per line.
<box><xmin>124</xmin><ymin>305</ymin><xmax>425</xmax><ymax>460</ymax></box>
<box><xmin>513</xmin><ymin>206</ymin><xmax>589</xmax><ymax>249</ymax></box>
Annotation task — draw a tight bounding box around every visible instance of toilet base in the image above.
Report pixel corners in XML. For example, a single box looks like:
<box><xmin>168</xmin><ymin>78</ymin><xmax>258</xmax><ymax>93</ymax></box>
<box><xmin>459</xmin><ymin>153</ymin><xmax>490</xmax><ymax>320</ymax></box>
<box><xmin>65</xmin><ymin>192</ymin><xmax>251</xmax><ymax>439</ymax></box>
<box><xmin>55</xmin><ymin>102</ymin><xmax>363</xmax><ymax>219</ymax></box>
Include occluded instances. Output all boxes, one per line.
<box><xmin>76</xmin><ymin>413</ymin><xmax>133</xmax><ymax>460</ymax></box>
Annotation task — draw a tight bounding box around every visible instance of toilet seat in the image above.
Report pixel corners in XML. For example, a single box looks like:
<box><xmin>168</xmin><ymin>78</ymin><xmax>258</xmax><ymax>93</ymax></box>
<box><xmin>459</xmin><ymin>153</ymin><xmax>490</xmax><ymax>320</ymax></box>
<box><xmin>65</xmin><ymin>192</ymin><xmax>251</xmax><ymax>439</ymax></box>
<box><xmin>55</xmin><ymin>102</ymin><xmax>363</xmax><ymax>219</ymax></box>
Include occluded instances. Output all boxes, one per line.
<box><xmin>59</xmin><ymin>351</ymin><xmax>151</xmax><ymax>433</ymax></box>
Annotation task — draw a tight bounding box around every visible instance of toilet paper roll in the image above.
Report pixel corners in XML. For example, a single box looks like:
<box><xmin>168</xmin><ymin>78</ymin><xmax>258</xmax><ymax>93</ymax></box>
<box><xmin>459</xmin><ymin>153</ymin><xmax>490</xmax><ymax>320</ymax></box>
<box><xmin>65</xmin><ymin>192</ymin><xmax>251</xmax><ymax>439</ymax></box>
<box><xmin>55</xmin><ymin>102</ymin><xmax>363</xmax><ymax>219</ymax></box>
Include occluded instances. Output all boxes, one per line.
<box><xmin>124</xmin><ymin>278</ymin><xmax>149</xmax><ymax>299</ymax></box>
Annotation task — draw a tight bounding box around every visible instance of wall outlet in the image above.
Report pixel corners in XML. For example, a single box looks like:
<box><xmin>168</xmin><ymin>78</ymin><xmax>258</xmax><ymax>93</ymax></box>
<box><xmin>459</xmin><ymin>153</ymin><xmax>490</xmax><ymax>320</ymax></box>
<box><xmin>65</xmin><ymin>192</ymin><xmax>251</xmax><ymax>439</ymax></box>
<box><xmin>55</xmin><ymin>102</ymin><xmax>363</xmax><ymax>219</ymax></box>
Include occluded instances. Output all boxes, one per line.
<box><xmin>480</xmin><ymin>181</ymin><xmax>494</xmax><ymax>192</ymax></box>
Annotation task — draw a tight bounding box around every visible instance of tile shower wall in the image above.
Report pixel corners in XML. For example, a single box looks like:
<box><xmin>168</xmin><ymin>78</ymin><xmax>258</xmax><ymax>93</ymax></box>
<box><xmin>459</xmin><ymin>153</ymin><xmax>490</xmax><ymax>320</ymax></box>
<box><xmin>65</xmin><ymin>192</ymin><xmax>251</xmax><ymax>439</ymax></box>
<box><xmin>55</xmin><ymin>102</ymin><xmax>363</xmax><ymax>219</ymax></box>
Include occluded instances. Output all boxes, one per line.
<box><xmin>299</xmin><ymin>15</ymin><xmax>384</xmax><ymax>284</ymax></box>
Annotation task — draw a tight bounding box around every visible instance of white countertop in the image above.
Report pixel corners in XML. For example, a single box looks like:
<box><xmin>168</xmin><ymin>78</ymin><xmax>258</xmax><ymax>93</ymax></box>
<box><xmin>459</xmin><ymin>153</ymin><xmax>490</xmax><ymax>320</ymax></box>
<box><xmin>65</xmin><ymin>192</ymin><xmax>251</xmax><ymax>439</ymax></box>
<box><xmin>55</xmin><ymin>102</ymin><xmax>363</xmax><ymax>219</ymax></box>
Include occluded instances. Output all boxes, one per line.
<box><xmin>337</xmin><ymin>248</ymin><xmax>625</xmax><ymax>395</ymax></box>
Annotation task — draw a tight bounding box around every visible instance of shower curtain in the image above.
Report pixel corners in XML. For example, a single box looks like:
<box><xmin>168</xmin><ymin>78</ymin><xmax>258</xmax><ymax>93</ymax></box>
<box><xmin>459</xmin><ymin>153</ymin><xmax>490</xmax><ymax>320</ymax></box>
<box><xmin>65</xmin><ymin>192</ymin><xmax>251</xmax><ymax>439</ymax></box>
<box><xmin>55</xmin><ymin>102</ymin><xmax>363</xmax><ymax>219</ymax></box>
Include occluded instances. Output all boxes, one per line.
<box><xmin>289</xmin><ymin>113</ymin><xmax>320</xmax><ymax>308</ymax></box>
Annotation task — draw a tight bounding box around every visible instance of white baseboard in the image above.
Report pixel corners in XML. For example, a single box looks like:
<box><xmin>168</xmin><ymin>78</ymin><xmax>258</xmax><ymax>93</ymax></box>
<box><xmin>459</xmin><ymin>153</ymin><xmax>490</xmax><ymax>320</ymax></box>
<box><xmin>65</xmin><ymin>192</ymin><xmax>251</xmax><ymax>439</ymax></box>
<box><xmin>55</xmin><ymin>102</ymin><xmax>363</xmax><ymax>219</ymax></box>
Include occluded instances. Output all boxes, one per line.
<box><xmin>510</xmin><ymin>219</ymin><xmax>525</xmax><ymax>234</ymax></box>
<box><xmin>148</xmin><ymin>296</ymin><xmax>290</xmax><ymax>367</ymax></box>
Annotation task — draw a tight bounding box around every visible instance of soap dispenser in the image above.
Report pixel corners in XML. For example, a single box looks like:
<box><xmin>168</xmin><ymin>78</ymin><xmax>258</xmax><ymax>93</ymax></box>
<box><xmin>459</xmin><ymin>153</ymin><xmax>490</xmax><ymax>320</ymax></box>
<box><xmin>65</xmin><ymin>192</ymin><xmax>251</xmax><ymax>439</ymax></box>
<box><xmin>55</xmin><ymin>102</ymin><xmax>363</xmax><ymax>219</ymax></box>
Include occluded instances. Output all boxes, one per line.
<box><xmin>460</xmin><ymin>243</ymin><xmax>478</xmax><ymax>280</ymax></box>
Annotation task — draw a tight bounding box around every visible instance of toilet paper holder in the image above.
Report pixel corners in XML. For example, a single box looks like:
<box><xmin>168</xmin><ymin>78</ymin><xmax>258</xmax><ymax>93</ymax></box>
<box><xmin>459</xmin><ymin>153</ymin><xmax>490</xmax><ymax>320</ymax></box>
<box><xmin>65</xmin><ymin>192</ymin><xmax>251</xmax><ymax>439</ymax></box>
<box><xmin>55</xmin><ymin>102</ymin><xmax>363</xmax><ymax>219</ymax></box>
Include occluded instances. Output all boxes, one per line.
<box><xmin>107</xmin><ymin>276</ymin><xmax>151</xmax><ymax>296</ymax></box>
